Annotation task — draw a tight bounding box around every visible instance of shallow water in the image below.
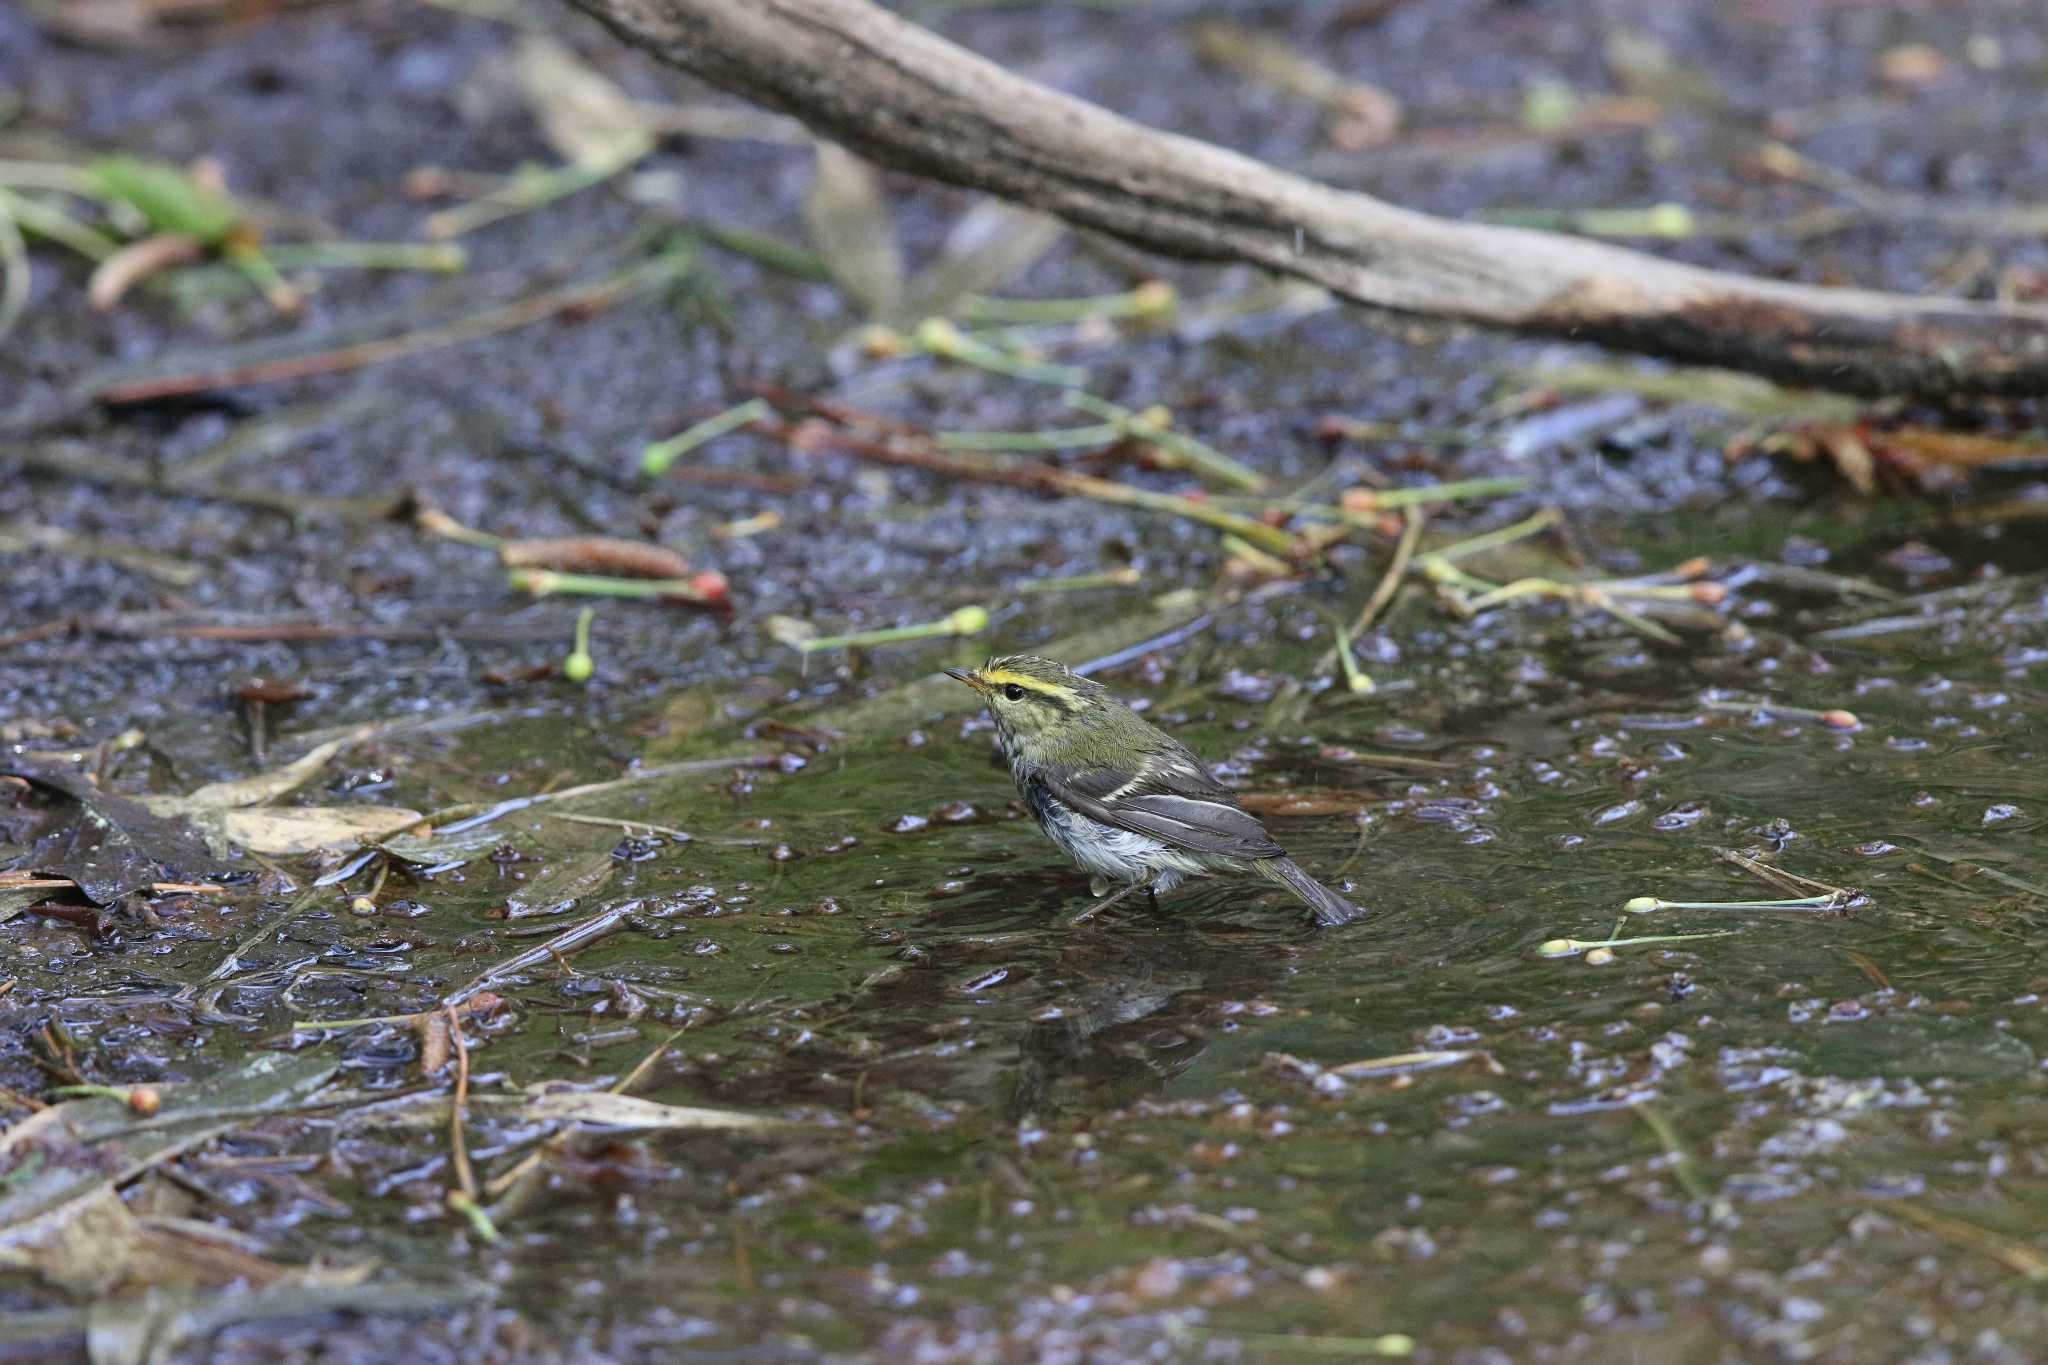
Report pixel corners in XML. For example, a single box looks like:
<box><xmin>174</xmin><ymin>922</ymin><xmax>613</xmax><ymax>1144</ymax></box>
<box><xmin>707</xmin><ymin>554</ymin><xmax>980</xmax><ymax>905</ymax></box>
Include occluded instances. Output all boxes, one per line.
<box><xmin>12</xmin><ymin>509</ymin><xmax>2046</xmax><ymax>1361</ymax></box>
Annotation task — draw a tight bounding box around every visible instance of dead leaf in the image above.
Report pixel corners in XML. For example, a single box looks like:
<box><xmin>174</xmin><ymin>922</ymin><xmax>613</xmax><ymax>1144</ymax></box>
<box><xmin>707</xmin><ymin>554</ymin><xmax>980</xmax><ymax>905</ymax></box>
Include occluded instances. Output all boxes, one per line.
<box><xmin>0</xmin><ymin>1053</ymin><xmax>337</xmax><ymax>1292</ymax></box>
<box><xmin>1876</xmin><ymin>428</ymin><xmax>2048</xmax><ymax>471</ymax></box>
<box><xmin>141</xmin><ymin>733</ymin><xmax>362</xmax><ymax>818</ymax></box>
<box><xmin>1810</xmin><ymin>424</ymin><xmax>1877</xmax><ymax>494</ymax></box>
<box><xmin>512</xmin><ymin>34</ymin><xmax>654</xmax><ymax>164</ymax></box>
<box><xmin>0</xmin><ymin>884</ymin><xmax>59</xmax><ymax>924</ymax></box>
<box><xmin>417</xmin><ymin>1013</ymin><xmax>452</xmax><ymax>1074</ymax></box>
<box><xmin>504</xmin><ymin>845</ymin><xmax>616</xmax><ymax>919</ymax></box>
<box><xmin>215</xmin><ymin>806</ymin><xmax>427</xmax><ymax>855</ymax></box>
<box><xmin>1601</xmin><ymin>27</ymin><xmax>1725</xmax><ymax>111</ymax></box>
<box><xmin>1879</xmin><ymin>43</ymin><xmax>1950</xmax><ymax>85</ymax></box>
<box><xmin>762</xmin><ymin>615</ymin><xmax>819</xmax><ymax>649</ymax></box>
<box><xmin>905</xmin><ymin>200</ymin><xmax>1066</xmax><ymax>319</ymax></box>
<box><xmin>1327</xmin><ymin>1049</ymin><xmax>1504</xmax><ymax>1078</ymax></box>
<box><xmin>373</xmin><ymin>827</ymin><xmax>508</xmax><ymax>871</ymax></box>
<box><xmin>1187</xmin><ymin>21</ymin><xmax>1401</xmax><ymax>147</ymax></box>
<box><xmin>803</xmin><ymin>143</ymin><xmax>903</xmax><ymax>320</ymax></box>
<box><xmin>498</xmin><ymin>1087</ymin><xmax>783</xmax><ymax>1131</ymax></box>
<box><xmin>78</xmin><ymin>1271</ymin><xmax>470</xmax><ymax>1365</ymax></box>
<box><xmin>1</xmin><ymin>762</ymin><xmax>226</xmax><ymax>905</ymax></box>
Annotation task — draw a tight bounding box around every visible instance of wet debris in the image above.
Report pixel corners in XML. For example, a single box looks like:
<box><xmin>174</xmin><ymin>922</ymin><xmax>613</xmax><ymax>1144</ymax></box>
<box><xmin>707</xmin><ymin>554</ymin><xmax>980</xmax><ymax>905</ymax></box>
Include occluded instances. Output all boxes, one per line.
<box><xmin>2</xmin><ymin>759</ymin><xmax>228</xmax><ymax>905</ymax></box>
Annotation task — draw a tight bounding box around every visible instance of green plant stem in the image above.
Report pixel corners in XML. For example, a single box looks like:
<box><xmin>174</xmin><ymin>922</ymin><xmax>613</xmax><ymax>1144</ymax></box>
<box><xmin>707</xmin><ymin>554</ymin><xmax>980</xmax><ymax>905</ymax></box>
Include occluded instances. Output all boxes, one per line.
<box><xmin>1627</xmin><ymin>895</ymin><xmax>1837</xmax><ymax>913</ymax></box>
<box><xmin>507</xmin><ymin>569</ymin><xmax>717</xmax><ymax>603</ymax></box>
<box><xmin>425</xmin><ymin>135</ymin><xmax>653</xmax><ymax>240</ymax></box>
<box><xmin>1333</xmin><ymin>620</ymin><xmax>1374</xmax><ymax>694</ymax></box>
<box><xmin>1537</xmin><ymin>931</ymin><xmax>1733</xmax><ymax>958</ymax></box>
<box><xmin>642</xmin><ymin>399</ymin><xmax>771</xmax><ymax>475</ymax></box>
<box><xmin>44</xmin><ymin>1084</ymin><xmax>138</xmax><ymax>1103</ymax></box>
<box><xmin>265</xmin><ymin>241</ymin><xmax>468</xmax><ymax>273</ymax></box>
<box><xmin>1068</xmin><ymin>474</ymin><xmax>1297</xmax><ymax>555</ymax></box>
<box><xmin>1063</xmin><ymin>389</ymin><xmax>1266</xmax><ymax>490</ymax></box>
<box><xmin>0</xmin><ymin>187</ymin><xmax>120</xmax><ymax>259</ymax></box>
<box><xmin>935</xmin><ymin>423</ymin><xmax>1121</xmax><ymax>451</ymax></box>
<box><xmin>0</xmin><ymin>160</ymin><xmax>105</xmax><ymax>197</ymax></box>
<box><xmin>1426</xmin><ymin>508</ymin><xmax>1563</xmax><ymax>563</ymax></box>
<box><xmin>801</xmin><ymin>615</ymin><xmax>983</xmax><ymax>653</ymax></box>
<box><xmin>1012</xmin><ymin>568</ymin><xmax>1141</xmax><ymax>594</ymax></box>
<box><xmin>0</xmin><ymin>199</ymin><xmax>24</xmax><ymax>341</ymax></box>
<box><xmin>960</xmin><ymin>285</ymin><xmax>1172</xmax><ymax>324</ymax></box>
<box><xmin>916</xmin><ymin>318</ymin><xmax>1087</xmax><ymax>386</ymax></box>
<box><xmin>1334</xmin><ymin>476</ymin><xmax>1529</xmax><ymax>511</ymax></box>
<box><xmin>695</xmin><ymin>220</ymin><xmax>832</xmax><ymax>279</ymax></box>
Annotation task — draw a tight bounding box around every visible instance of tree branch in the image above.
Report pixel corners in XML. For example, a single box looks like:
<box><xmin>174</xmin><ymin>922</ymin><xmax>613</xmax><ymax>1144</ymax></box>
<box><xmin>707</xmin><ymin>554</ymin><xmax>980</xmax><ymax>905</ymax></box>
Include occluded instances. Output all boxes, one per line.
<box><xmin>564</xmin><ymin>0</ymin><xmax>2048</xmax><ymax>398</ymax></box>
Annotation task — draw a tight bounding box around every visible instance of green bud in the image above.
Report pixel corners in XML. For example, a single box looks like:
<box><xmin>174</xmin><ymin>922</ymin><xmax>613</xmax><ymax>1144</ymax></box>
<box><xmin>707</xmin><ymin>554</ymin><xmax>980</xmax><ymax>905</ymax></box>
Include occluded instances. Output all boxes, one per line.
<box><xmin>1622</xmin><ymin>896</ymin><xmax>1662</xmax><ymax>914</ymax></box>
<box><xmin>947</xmin><ymin>605</ymin><xmax>990</xmax><ymax>635</ymax></box>
<box><xmin>914</xmin><ymin>316</ymin><xmax>962</xmax><ymax>355</ymax></box>
<box><xmin>1646</xmin><ymin>203</ymin><xmax>1695</xmax><ymax>238</ymax></box>
<box><xmin>564</xmin><ymin>607</ymin><xmax>596</xmax><ymax>682</ymax></box>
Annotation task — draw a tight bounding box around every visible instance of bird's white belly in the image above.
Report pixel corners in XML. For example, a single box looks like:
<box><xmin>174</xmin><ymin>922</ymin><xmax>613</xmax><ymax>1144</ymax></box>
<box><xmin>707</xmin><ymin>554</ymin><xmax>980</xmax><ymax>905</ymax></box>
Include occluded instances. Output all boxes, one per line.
<box><xmin>1029</xmin><ymin>786</ymin><xmax>1213</xmax><ymax>892</ymax></box>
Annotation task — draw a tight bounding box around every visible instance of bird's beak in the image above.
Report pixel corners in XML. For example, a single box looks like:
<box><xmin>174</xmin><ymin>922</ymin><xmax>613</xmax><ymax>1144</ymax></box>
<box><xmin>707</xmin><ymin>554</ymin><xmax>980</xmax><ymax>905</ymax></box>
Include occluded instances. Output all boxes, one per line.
<box><xmin>943</xmin><ymin>666</ymin><xmax>985</xmax><ymax>692</ymax></box>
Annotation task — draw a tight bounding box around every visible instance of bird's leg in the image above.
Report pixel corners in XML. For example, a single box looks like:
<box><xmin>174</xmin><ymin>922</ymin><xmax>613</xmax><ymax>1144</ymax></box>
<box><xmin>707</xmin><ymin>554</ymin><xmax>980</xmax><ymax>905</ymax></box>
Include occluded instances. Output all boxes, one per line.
<box><xmin>1146</xmin><ymin>884</ymin><xmax>1160</xmax><ymax>912</ymax></box>
<box><xmin>1069</xmin><ymin>878</ymin><xmax>1151</xmax><ymax>926</ymax></box>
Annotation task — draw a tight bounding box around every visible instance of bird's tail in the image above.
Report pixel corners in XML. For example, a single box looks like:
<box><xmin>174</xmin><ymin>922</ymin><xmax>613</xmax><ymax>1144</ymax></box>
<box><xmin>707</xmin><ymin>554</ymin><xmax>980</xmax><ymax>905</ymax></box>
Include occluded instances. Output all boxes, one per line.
<box><xmin>1255</xmin><ymin>857</ymin><xmax>1366</xmax><ymax>927</ymax></box>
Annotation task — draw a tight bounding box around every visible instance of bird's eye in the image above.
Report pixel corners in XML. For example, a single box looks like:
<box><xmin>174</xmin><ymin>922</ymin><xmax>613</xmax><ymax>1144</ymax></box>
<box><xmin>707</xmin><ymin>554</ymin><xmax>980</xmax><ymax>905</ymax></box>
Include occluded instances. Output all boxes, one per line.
<box><xmin>1002</xmin><ymin>683</ymin><xmax>1026</xmax><ymax>702</ymax></box>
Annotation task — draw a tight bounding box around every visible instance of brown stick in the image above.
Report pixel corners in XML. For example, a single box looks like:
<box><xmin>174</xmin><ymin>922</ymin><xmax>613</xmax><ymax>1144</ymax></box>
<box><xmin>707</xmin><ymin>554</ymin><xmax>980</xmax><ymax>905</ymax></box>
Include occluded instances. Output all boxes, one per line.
<box><xmin>73</xmin><ymin>617</ymin><xmax>565</xmax><ymax>644</ymax></box>
<box><xmin>92</xmin><ymin>259</ymin><xmax>679</xmax><ymax>404</ymax></box>
<box><xmin>563</xmin><ymin>0</ymin><xmax>2048</xmax><ymax>398</ymax></box>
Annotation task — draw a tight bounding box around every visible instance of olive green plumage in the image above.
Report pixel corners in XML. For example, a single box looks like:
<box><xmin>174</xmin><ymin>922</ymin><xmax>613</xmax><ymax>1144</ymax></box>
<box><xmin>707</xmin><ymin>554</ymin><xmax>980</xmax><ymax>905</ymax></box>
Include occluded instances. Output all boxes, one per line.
<box><xmin>945</xmin><ymin>655</ymin><xmax>1365</xmax><ymax>927</ymax></box>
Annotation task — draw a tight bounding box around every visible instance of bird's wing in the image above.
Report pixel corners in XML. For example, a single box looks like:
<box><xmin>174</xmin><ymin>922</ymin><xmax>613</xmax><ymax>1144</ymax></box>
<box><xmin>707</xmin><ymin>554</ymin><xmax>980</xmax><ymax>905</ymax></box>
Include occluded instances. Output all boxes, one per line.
<box><xmin>1041</xmin><ymin>753</ymin><xmax>1284</xmax><ymax>860</ymax></box>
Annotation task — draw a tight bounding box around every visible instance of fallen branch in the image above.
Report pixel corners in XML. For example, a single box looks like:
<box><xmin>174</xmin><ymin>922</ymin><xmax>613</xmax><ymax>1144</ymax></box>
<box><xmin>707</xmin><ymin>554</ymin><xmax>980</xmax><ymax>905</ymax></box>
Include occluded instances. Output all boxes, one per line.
<box><xmin>88</xmin><ymin>252</ymin><xmax>689</xmax><ymax>404</ymax></box>
<box><xmin>563</xmin><ymin>0</ymin><xmax>2048</xmax><ymax>398</ymax></box>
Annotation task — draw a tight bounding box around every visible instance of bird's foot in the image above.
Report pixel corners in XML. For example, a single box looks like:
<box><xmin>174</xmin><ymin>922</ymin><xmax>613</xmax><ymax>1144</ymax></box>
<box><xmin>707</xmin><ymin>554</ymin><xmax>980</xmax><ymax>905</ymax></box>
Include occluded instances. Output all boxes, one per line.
<box><xmin>1070</xmin><ymin>879</ymin><xmax>1150</xmax><ymax>926</ymax></box>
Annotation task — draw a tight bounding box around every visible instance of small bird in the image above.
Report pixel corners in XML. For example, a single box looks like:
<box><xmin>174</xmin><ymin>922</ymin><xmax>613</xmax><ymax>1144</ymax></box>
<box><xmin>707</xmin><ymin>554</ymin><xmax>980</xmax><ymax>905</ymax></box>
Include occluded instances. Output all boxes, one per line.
<box><xmin>945</xmin><ymin>655</ymin><xmax>1365</xmax><ymax>926</ymax></box>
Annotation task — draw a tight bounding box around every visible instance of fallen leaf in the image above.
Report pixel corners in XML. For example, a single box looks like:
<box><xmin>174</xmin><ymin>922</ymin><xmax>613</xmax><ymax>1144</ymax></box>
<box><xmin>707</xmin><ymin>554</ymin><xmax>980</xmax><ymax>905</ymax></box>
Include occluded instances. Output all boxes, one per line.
<box><xmin>417</xmin><ymin>1013</ymin><xmax>452</xmax><ymax>1074</ymax></box>
<box><xmin>803</xmin><ymin>142</ymin><xmax>904</xmax><ymax>320</ymax></box>
<box><xmin>1327</xmin><ymin>1049</ymin><xmax>1504</xmax><ymax>1078</ymax></box>
<box><xmin>498</xmin><ymin>1087</ymin><xmax>784</xmax><ymax>1131</ymax></box>
<box><xmin>76</xmin><ymin>1272</ymin><xmax>475</xmax><ymax>1365</ymax></box>
<box><xmin>213</xmin><ymin>806</ymin><xmax>427</xmax><ymax>855</ymax></box>
<box><xmin>504</xmin><ymin>845</ymin><xmax>616</xmax><ymax>919</ymax></box>
<box><xmin>0</xmin><ymin>884</ymin><xmax>61</xmax><ymax>924</ymax></box>
<box><xmin>141</xmin><ymin>733</ymin><xmax>363</xmax><ymax>818</ymax></box>
<box><xmin>905</xmin><ymin>200</ymin><xmax>1066</xmax><ymax>319</ymax></box>
<box><xmin>512</xmin><ymin>34</ymin><xmax>654</xmax><ymax>164</ymax></box>
<box><xmin>0</xmin><ymin>1052</ymin><xmax>338</xmax><ymax>1283</ymax></box>
<box><xmin>1879</xmin><ymin>43</ymin><xmax>1950</xmax><ymax>84</ymax></box>
<box><xmin>2</xmin><ymin>762</ymin><xmax>226</xmax><ymax>905</ymax></box>
<box><xmin>1876</xmin><ymin>428</ymin><xmax>2048</xmax><ymax>471</ymax></box>
<box><xmin>373</xmin><ymin>828</ymin><xmax>506</xmax><ymax>871</ymax></box>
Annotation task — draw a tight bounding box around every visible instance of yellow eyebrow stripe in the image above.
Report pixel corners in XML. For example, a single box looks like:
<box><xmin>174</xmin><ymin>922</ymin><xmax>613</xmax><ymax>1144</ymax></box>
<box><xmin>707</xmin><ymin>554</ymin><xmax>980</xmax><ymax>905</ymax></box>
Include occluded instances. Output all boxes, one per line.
<box><xmin>978</xmin><ymin>668</ymin><xmax>1077</xmax><ymax>701</ymax></box>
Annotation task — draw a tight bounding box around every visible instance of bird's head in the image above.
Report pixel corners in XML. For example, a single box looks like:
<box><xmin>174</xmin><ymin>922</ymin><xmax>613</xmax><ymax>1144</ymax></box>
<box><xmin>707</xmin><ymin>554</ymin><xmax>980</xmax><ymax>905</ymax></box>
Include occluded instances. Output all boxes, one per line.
<box><xmin>944</xmin><ymin>654</ymin><xmax>1108</xmax><ymax>744</ymax></box>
